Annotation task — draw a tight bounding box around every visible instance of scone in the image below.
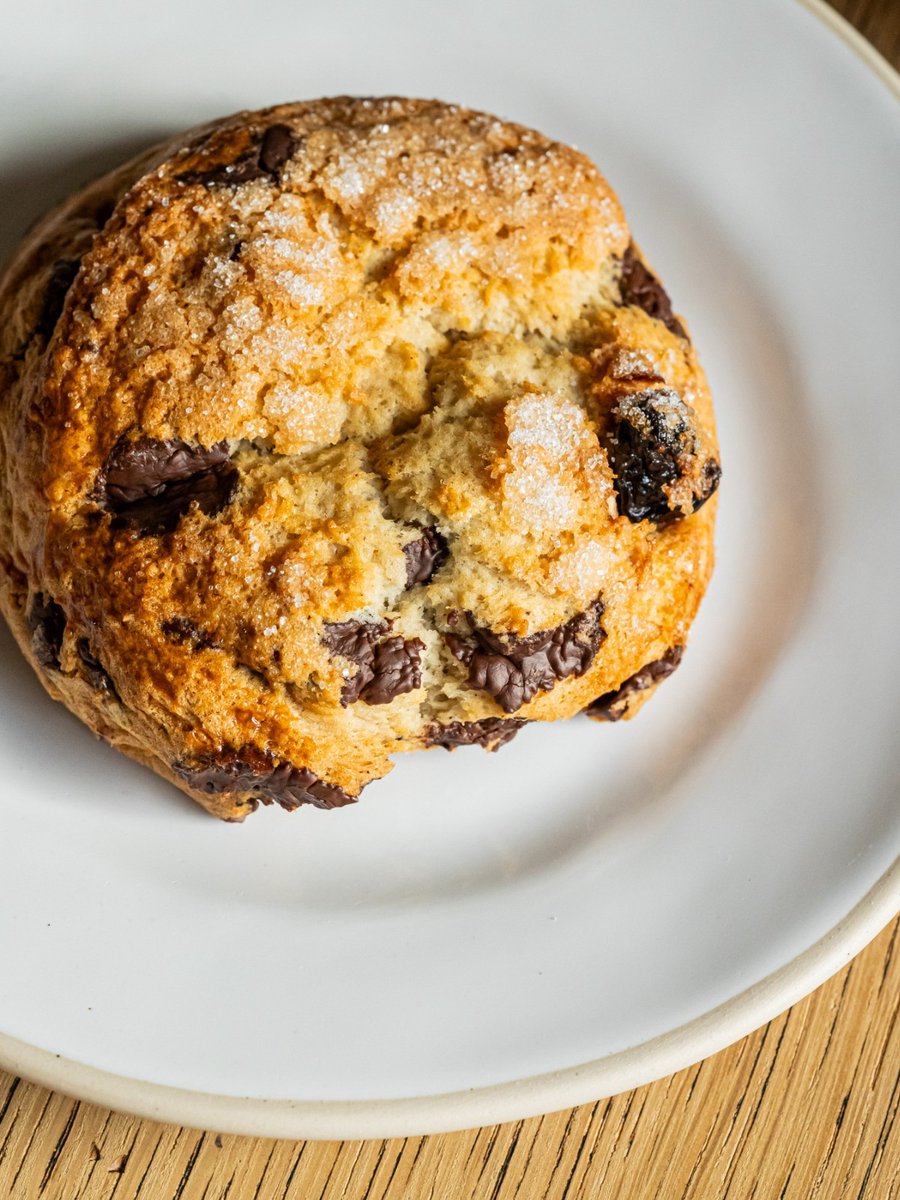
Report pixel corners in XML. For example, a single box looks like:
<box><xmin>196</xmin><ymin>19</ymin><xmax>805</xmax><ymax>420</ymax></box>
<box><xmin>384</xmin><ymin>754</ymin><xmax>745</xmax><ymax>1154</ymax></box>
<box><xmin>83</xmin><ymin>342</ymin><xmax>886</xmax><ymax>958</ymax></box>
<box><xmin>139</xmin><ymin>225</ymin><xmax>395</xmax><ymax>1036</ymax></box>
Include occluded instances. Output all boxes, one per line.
<box><xmin>0</xmin><ymin>97</ymin><xmax>720</xmax><ymax>820</ymax></box>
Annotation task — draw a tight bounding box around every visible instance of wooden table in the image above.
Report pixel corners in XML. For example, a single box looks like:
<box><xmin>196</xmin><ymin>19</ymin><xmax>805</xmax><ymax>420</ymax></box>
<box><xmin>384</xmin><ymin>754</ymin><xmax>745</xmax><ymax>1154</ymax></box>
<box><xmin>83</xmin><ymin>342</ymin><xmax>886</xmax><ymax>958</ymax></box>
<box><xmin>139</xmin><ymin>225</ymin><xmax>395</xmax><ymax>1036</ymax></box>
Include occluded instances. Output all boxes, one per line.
<box><xmin>2</xmin><ymin>3</ymin><xmax>897</xmax><ymax>1196</ymax></box>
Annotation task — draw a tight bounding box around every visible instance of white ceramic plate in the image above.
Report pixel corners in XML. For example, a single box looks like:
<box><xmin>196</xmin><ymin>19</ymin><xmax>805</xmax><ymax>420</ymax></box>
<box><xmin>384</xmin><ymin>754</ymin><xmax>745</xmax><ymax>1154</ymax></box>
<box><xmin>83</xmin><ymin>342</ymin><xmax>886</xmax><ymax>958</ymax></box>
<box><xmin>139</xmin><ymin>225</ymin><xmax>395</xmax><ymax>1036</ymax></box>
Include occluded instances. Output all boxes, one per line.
<box><xmin>0</xmin><ymin>0</ymin><xmax>898</xmax><ymax>1139</ymax></box>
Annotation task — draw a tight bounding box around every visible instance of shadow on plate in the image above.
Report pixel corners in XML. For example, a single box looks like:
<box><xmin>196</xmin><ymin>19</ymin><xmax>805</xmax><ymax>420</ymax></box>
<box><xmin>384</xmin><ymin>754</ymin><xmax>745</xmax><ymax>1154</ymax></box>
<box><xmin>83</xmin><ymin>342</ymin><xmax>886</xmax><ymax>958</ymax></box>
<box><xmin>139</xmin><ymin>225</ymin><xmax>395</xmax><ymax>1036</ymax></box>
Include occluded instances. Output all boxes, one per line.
<box><xmin>0</xmin><ymin>130</ymin><xmax>171</xmax><ymax>269</ymax></box>
<box><xmin>0</xmin><ymin>619</ymin><xmax>201</xmax><ymax>821</ymax></box>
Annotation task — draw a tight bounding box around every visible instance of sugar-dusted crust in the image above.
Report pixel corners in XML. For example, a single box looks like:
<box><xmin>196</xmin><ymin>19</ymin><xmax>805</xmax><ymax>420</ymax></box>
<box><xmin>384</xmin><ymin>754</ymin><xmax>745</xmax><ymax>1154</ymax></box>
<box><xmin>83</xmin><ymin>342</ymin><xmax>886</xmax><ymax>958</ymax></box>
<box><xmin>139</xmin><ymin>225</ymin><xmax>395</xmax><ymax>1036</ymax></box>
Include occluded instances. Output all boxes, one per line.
<box><xmin>0</xmin><ymin>97</ymin><xmax>719</xmax><ymax>819</ymax></box>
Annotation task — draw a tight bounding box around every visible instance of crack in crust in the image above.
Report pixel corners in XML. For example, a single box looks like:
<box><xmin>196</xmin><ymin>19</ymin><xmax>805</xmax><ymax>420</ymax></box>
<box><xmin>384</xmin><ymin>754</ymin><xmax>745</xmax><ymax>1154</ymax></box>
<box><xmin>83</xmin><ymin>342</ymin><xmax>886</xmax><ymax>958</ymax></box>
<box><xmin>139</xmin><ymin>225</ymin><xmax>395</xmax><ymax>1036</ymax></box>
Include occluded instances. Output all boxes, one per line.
<box><xmin>75</xmin><ymin>637</ymin><xmax>117</xmax><ymax>695</ymax></box>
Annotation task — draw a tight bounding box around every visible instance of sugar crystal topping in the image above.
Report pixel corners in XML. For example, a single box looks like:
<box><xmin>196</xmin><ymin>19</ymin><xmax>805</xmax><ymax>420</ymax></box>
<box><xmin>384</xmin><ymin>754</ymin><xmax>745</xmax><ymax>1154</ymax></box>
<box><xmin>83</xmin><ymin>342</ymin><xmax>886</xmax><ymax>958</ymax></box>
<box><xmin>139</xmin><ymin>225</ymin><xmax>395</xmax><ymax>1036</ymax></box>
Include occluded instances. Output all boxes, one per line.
<box><xmin>500</xmin><ymin>390</ymin><xmax>604</xmax><ymax>529</ymax></box>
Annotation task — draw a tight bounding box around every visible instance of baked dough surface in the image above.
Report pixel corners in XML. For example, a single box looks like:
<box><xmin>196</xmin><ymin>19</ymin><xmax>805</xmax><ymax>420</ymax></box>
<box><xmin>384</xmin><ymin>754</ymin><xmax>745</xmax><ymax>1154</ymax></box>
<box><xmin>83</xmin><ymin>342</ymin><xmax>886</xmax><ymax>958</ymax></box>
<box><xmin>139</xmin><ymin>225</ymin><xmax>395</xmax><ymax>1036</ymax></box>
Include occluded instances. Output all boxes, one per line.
<box><xmin>0</xmin><ymin>98</ymin><xmax>719</xmax><ymax>818</ymax></box>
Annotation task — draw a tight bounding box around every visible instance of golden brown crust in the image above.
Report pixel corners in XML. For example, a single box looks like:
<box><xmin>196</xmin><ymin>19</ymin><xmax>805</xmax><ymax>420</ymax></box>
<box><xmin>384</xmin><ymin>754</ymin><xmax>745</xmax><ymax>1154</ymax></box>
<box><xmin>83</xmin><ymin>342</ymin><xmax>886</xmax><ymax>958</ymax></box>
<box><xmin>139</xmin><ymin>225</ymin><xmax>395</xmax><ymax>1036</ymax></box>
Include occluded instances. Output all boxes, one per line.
<box><xmin>0</xmin><ymin>97</ymin><xmax>719</xmax><ymax>819</ymax></box>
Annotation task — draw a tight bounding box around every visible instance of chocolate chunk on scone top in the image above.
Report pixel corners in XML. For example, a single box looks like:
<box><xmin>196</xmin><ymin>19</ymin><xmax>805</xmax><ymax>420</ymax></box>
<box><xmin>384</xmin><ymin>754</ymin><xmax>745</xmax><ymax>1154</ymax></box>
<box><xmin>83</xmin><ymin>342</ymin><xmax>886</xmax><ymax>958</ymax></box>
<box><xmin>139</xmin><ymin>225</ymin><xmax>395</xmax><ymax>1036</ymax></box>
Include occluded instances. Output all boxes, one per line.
<box><xmin>323</xmin><ymin>619</ymin><xmax>425</xmax><ymax>706</ymax></box>
<box><xmin>177</xmin><ymin>123</ymin><xmax>297</xmax><ymax>188</ymax></box>
<box><xmin>35</xmin><ymin>258</ymin><xmax>81</xmax><ymax>342</ymax></box>
<box><xmin>445</xmin><ymin>600</ymin><xmax>606</xmax><ymax>714</ymax></box>
<box><xmin>403</xmin><ymin>527</ymin><xmax>449</xmax><ymax>587</ymax></box>
<box><xmin>692</xmin><ymin>457</ymin><xmax>723</xmax><ymax>514</ymax></box>
<box><xmin>160</xmin><ymin>617</ymin><xmax>217</xmax><ymax>651</ymax></box>
<box><xmin>97</xmin><ymin>437</ymin><xmax>238</xmax><ymax>535</ymax></box>
<box><xmin>606</xmin><ymin>388</ymin><xmax>719</xmax><ymax>523</ymax></box>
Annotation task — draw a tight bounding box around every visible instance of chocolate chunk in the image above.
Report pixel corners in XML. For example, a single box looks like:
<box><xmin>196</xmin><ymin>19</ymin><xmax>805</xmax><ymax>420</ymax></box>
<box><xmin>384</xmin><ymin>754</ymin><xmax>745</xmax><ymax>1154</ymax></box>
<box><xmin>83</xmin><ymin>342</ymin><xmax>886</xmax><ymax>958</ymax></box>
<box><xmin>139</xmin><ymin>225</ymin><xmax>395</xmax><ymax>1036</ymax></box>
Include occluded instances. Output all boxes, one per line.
<box><xmin>102</xmin><ymin>438</ymin><xmax>229</xmax><ymax>505</ymax></box>
<box><xmin>75</xmin><ymin>638</ymin><xmax>116</xmax><ymax>695</ymax></box>
<box><xmin>322</xmin><ymin>619</ymin><xmax>425</xmax><ymax>706</ymax></box>
<box><xmin>403</xmin><ymin>527</ymin><xmax>448</xmax><ymax>587</ymax></box>
<box><xmin>174</xmin><ymin>747</ymin><xmax>355</xmax><ymax>811</ymax></box>
<box><xmin>178</xmin><ymin>123</ymin><xmax>297</xmax><ymax>187</ymax></box>
<box><xmin>110</xmin><ymin>468</ymin><xmax>237</xmax><ymax>533</ymax></box>
<box><xmin>36</xmin><ymin>258</ymin><xmax>80</xmax><ymax>340</ymax></box>
<box><xmin>98</xmin><ymin>437</ymin><xmax>237</xmax><ymax>534</ymax></box>
<box><xmin>321</xmin><ymin>619</ymin><xmax>388</xmax><ymax>700</ymax></box>
<box><xmin>257</xmin><ymin>124</ymin><xmax>296</xmax><ymax>173</ymax></box>
<box><xmin>618</xmin><ymin>244</ymin><xmax>687</xmax><ymax>340</ymax></box>
<box><xmin>692</xmin><ymin>457</ymin><xmax>722</xmax><ymax>513</ymax></box>
<box><xmin>585</xmin><ymin>646</ymin><xmax>684</xmax><ymax>721</ymax></box>
<box><xmin>27</xmin><ymin>593</ymin><xmax>65</xmax><ymax>669</ymax></box>
<box><xmin>426</xmin><ymin>717</ymin><xmax>527</xmax><ymax>751</ymax></box>
<box><xmin>364</xmin><ymin>637</ymin><xmax>426</xmax><ymax>705</ymax></box>
<box><xmin>607</xmin><ymin>387</ymin><xmax>704</xmax><ymax>524</ymax></box>
<box><xmin>161</xmin><ymin>617</ymin><xmax>216</xmax><ymax>650</ymax></box>
<box><xmin>445</xmin><ymin>599</ymin><xmax>606</xmax><ymax>714</ymax></box>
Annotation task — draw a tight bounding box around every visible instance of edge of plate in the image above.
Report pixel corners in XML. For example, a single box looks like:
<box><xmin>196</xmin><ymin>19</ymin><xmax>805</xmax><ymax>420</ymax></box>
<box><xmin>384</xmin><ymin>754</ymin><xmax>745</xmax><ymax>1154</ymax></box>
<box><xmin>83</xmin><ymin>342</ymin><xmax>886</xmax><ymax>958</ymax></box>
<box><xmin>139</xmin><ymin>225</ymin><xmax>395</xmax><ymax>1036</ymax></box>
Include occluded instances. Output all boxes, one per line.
<box><xmin>796</xmin><ymin>0</ymin><xmax>900</xmax><ymax>98</ymax></box>
<box><xmin>1</xmin><ymin>860</ymin><xmax>897</xmax><ymax>1139</ymax></box>
<box><xmin>1</xmin><ymin>0</ymin><xmax>899</xmax><ymax>1141</ymax></box>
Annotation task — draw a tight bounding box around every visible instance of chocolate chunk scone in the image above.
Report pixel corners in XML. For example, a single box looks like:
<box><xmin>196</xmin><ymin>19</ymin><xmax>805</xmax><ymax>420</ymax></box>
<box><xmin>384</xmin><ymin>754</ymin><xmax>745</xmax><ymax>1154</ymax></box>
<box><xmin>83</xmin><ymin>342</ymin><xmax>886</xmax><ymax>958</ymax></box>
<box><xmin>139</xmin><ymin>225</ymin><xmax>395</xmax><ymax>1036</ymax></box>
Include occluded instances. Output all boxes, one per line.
<box><xmin>0</xmin><ymin>97</ymin><xmax>720</xmax><ymax>820</ymax></box>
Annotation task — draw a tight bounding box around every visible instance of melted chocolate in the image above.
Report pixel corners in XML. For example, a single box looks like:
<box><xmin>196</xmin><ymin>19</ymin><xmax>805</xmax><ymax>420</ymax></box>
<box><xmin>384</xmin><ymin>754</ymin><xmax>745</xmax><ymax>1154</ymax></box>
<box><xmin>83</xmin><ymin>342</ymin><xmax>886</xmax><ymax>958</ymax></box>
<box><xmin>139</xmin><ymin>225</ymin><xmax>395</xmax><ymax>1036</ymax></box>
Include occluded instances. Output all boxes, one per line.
<box><xmin>36</xmin><ymin>258</ymin><xmax>80</xmax><ymax>340</ymax></box>
<box><xmin>692</xmin><ymin>457</ymin><xmax>722</xmax><ymax>513</ymax></box>
<box><xmin>403</xmin><ymin>527</ymin><xmax>448</xmax><ymax>587</ymax></box>
<box><xmin>178</xmin><ymin>123</ymin><xmax>297</xmax><ymax>187</ymax></box>
<box><xmin>175</xmin><ymin>747</ymin><xmax>355</xmax><ymax>811</ymax></box>
<box><xmin>618</xmin><ymin>244</ymin><xmax>687</xmax><ymax>340</ymax></box>
<box><xmin>445</xmin><ymin>600</ymin><xmax>606</xmax><ymax>714</ymax></box>
<box><xmin>27</xmin><ymin>593</ymin><xmax>65</xmax><ymax>669</ymax></box>
<box><xmin>426</xmin><ymin>717</ymin><xmax>527</xmax><ymax>751</ymax></box>
<box><xmin>322</xmin><ymin>619</ymin><xmax>425</xmax><ymax>705</ymax></box>
<box><xmin>161</xmin><ymin>617</ymin><xmax>217</xmax><ymax>650</ymax></box>
<box><xmin>98</xmin><ymin>437</ymin><xmax>237</xmax><ymax>534</ymax></box>
<box><xmin>605</xmin><ymin>387</ymin><xmax>722</xmax><ymax>524</ymax></box>
<box><xmin>585</xmin><ymin>646</ymin><xmax>684</xmax><ymax>721</ymax></box>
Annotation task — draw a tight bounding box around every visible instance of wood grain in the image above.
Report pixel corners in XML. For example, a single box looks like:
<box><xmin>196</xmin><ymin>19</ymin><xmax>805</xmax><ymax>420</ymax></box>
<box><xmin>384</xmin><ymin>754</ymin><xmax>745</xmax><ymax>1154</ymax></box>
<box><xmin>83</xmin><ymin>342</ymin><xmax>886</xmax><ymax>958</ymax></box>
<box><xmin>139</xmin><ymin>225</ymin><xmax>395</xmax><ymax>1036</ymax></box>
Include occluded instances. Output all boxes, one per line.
<box><xmin>829</xmin><ymin>0</ymin><xmax>900</xmax><ymax>66</ymax></box>
<box><xmin>0</xmin><ymin>3</ymin><xmax>897</xmax><ymax>1198</ymax></box>
<box><xmin>0</xmin><ymin>916</ymin><xmax>897</xmax><ymax>1199</ymax></box>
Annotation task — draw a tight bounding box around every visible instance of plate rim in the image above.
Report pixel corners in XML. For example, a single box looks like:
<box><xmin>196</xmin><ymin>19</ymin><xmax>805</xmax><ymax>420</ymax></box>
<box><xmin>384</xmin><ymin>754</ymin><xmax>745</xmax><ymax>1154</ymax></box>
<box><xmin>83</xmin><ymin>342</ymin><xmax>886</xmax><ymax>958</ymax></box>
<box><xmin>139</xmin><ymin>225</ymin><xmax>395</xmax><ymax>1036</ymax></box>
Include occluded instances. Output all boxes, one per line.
<box><xmin>1</xmin><ymin>861</ymin><xmax>896</xmax><ymax>1139</ymax></box>
<box><xmin>1</xmin><ymin>0</ymin><xmax>898</xmax><ymax>1139</ymax></box>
